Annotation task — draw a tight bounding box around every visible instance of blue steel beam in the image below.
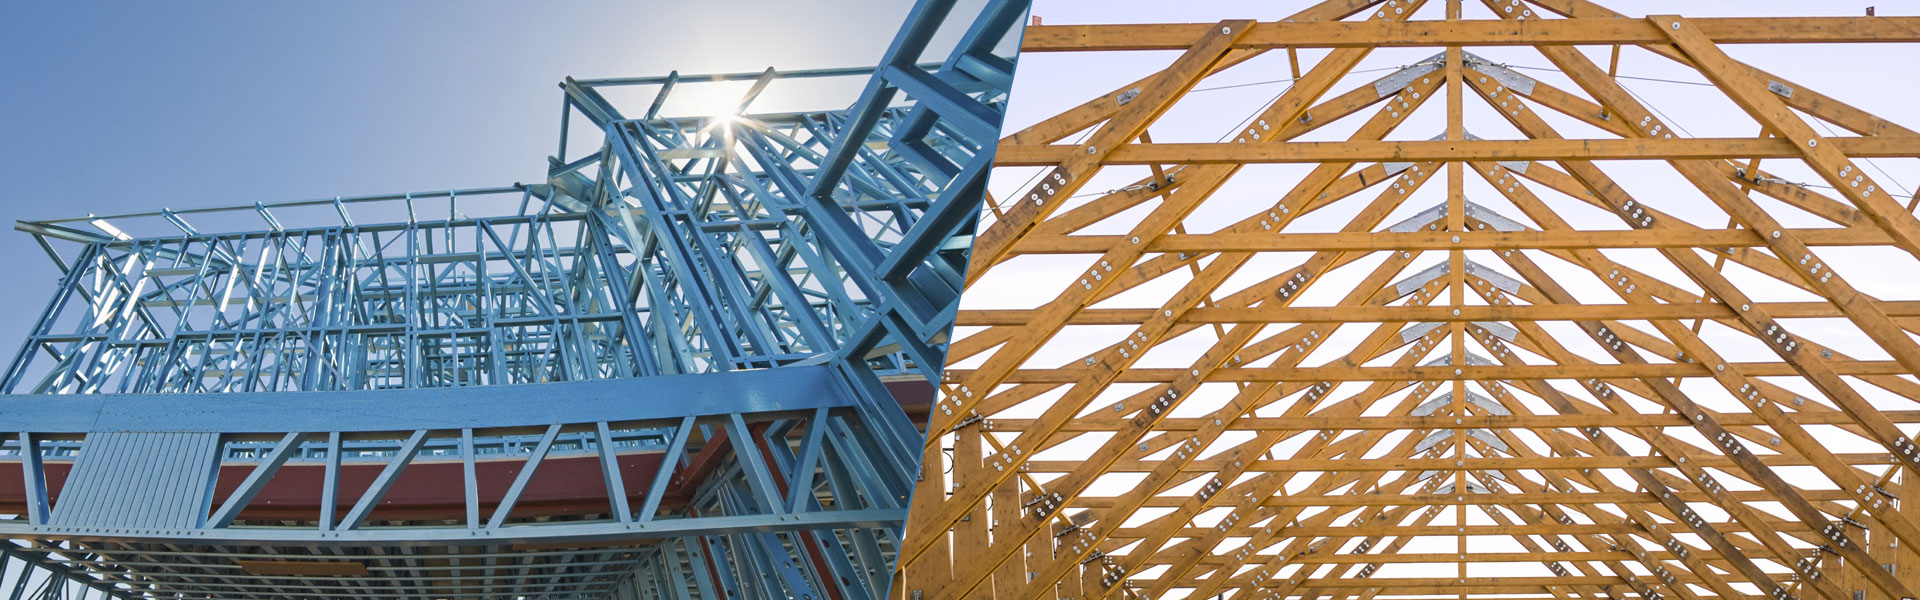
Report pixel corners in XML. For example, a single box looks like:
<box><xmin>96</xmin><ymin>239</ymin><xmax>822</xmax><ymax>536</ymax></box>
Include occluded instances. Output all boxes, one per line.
<box><xmin>14</xmin><ymin>434</ymin><xmax>48</xmax><ymax>527</ymax></box>
<box><xmin>486</xmin><ymin>423</ymin><xmax>563</xmax><ymax>529</ymax></box>
<box><xmin>0</xmin><ymin>366</ymin><xmax>849</xmax><ymax>433</ymax></box>
<box><xmin>335</xmin><ymin>429</ymin><xmax>428</xmax><ymax>531</ymax></box>
<box><xmin>204</xmin><ymin>431</ymin><xmax>304</xmax><ymax>528</ymax></box>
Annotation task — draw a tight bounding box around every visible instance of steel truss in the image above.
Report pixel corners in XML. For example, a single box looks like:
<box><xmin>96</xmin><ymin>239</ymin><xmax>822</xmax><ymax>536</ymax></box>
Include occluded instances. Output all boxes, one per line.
<box><xmin>0</xmin><ymin>0</ymin><xmax>1025</xmax><ymax>598</ymax></box>
<box><xmin>902</xmin><ymin>2</ymin><xmax>1920</xmax><ymax>600</ymax></box>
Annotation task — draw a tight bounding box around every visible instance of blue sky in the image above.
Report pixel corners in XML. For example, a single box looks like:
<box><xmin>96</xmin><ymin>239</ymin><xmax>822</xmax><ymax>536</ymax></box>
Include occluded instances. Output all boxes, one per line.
<box><xmin>0</xmin><ymin>0</ymin><xmax>969</xmax><ymax>348</ymax></box>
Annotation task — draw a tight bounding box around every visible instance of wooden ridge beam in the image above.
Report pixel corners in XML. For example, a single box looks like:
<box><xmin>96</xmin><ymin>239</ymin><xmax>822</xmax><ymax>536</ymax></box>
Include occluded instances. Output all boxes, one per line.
<box><xmin>994</xmin><ymin>410</ymin><xmax>1920</xmax><ymax>431</ymax></box>
<box><xmin>1020</xmin><ymin>18</ymin><xmax>1920</xmax><ymax>52</ymax></box>
<box><xmin>1017</xmin><ymin>453</ymin><xmax>1902</xmax><ymax>473</ymax></box>
<box><xmin>1011</xmin><ymin>228</ymin><xmax>1895</xmax><ymax>253</ymax></box>
<box><xmin>957</xmin><ymin>359</ymin><xmax>1910</xmax><ymax>383</ymax></box>
<box><xmin>961</xmin><ymin>300</ymin><xmax>1920</xmax><ymax>326</ymax></box>
<box><xmin>993</xmin><ymin>136</ymin><xmax>1920</xmax><ymax>166</ymax></box>
<box><xmin>963</xmin><ymin>301</ymin><xmax>1920</xmax><ymax>325</ymax></box>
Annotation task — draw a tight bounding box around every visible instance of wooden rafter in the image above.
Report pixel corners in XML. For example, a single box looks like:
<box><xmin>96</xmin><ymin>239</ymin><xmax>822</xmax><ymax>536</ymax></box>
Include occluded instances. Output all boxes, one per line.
<box><xmin>901</xmin><ymin>1</ymin><xmax>1920</xmax><ymax>600</ymax></box>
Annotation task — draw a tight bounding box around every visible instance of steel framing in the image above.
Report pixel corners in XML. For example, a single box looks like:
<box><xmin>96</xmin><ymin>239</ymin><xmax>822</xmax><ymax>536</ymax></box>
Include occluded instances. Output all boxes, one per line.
<box><xmin>900</xmin><ymin>2</ymin><xmax>1920</xmax><ymax>600</ymax></box>
<box><xmin>0</xmin><ymin>0</ymin><xmax>1025</xmax><ymax>598</ymax></box>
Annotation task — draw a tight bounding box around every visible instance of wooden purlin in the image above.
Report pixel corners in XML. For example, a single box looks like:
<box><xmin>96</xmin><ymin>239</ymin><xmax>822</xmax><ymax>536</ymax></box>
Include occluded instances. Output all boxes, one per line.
<box><xmin>901</xmin><ymin>1</ymin><xmax>1920</xmax><ymax>599</ymax></box>
<box><xmin>1014</xmin><ymin>18</ymin><xmax>1920</xmax><ymax>51</ymax></box>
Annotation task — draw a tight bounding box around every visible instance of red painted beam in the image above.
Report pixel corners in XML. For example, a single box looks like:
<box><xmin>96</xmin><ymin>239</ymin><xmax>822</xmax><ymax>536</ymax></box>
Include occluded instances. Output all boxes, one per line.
<box><xmin>0</xmin><ymin>452</ymin><xmax>667</xmax><ymax>522</ymax></box>
<box><xmin>0</xmin><ymin>378</ymin><xmax>936</xmax><ymax>524</ymax></box>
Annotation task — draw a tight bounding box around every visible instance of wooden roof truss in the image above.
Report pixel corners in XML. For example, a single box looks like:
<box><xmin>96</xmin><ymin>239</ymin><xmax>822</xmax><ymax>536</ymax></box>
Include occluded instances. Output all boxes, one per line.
<box><xmin>901</xmin><ymin>1</ymin><xmax>1920</xmax><ymax>600</ymax></box>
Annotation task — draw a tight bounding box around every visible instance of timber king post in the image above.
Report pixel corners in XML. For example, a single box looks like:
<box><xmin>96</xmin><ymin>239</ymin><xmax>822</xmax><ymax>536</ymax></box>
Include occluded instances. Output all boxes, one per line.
<box><xmin>903</xmin><ymin>2</ymin><xmax>1920</xmax><ymax>600</ymax></box>
<box><xmin>0</xmin><ymin>0</ymin><xmax>1025</xmax><ymax>598</ymax></box>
